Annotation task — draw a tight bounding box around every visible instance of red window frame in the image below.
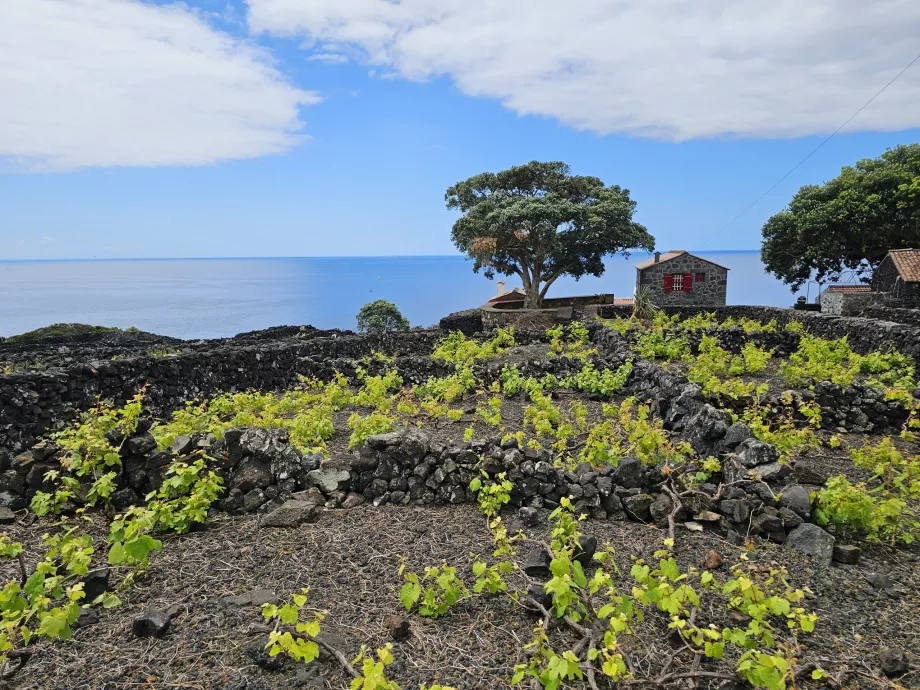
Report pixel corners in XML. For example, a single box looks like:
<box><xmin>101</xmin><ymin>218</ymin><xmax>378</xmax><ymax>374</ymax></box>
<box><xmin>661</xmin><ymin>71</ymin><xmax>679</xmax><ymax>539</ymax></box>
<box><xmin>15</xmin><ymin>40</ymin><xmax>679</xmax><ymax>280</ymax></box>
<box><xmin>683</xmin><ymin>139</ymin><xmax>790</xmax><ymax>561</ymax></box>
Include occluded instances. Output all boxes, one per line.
<box><xmin>695</xmin><ymin>272</ymin><xmax>706</xmax><ymax>283</ymax></box>
<box><xmin>664</xmin><ymin>273</ymin><xmax>694</xmax><ymax>292</ymax></box>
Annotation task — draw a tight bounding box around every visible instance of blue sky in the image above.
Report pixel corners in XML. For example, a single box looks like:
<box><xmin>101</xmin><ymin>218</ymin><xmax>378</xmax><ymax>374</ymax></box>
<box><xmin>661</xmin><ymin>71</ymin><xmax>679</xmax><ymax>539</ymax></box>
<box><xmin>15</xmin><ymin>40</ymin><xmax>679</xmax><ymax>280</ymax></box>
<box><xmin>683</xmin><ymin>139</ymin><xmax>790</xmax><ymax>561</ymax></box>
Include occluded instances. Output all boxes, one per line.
<box><xmin>2</xmin><ymin>0</ymin><xmax>920</xmax><ymax>260</ymax></box>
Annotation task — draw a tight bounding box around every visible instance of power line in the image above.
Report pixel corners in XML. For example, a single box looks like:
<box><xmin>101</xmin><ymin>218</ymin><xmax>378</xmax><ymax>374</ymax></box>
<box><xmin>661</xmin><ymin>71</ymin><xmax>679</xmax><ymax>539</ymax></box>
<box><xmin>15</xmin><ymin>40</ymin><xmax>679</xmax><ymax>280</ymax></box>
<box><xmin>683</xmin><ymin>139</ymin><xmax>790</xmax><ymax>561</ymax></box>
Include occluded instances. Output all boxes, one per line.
<box><xmin>700</xmin><ymin>50</ymin><xmax>920</xmax><ymax>247</ymax></box>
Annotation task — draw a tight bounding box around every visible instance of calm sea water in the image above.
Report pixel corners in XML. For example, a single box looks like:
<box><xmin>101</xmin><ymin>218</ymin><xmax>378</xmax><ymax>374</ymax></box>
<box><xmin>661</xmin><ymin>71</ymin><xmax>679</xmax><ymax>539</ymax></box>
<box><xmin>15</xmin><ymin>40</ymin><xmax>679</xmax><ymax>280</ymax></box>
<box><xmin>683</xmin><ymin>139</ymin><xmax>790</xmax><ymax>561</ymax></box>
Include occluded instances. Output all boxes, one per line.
<box><xmin>0</xmin><ymin>252</ymin><xmax>809</xmax><ymax>339</ymax></box>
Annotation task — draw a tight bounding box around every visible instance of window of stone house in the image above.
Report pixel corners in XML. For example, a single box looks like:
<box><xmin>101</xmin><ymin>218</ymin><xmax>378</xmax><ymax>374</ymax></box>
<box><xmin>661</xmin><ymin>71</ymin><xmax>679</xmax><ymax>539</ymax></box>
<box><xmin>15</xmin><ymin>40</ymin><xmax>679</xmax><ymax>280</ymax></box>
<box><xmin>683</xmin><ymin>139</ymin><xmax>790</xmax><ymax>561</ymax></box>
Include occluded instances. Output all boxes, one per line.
<box><xmin>695</xmin><ymin>272</ymin><xmax>706</xmax><ymax>283</ymax></box>
<box><xmin>671</xmin><ymin>273</ymin><xmax>684</xmax><ymax>291</ymax></box>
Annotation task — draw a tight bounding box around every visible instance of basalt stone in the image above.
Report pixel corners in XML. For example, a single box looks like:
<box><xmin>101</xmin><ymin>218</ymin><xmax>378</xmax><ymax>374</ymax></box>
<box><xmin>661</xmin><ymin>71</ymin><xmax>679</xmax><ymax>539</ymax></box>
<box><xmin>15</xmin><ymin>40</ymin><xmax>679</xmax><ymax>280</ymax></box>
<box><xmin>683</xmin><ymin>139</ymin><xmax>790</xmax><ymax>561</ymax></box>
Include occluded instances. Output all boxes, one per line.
<box><xmin>523</xmin><ymin>548</ymin><xmax>551</xmax><ymax>577</ymax></box>
<box><xmin>0</xmin><ymin>506</ymin><xmax>14</xmax><ymax>524</ymax></box>
<box><xmin>533</xmin><ymin>461</ymin><xmax>555</xmax><ymax>477</ymax></box>
<box><xmin>133</xmin><ymin>609</ymin><xmax>171</xmax><ymax>638</ymax></box>
<box><xmin>601</xmin><ymin>493</ymin><xmax>622</xmax><ymax>514</ymax></box>
<box><xmin>736</xmin><ymin>438</ymin><xmax>779</xmax><ymax>468</ymax></box>
<box><xmin>867</xmin><ymin>572</ymin><xmax>893</xmax><ymax>590</ymax></box>
<box><xmin>145</xmin><ymin>450</ymin><xmax>174</xmax><ymax>470</ymax></box>
<box><xmin>879</xmin><ymin>647</ymin><xmax>910</xmax><ymax>677</ymax></box>
<box><xmin>786</xmin><ymin>524</ymin><xmax>834</xmax><ymax>567</ymax></box>
<box><xmin>519</xmin><ymin>506</ymin><xmax>539</xmax><ymax>527</ymax></box>
<box><xmin>110</xmin><ymin>487</ymin><xmax>140</xmax><ymax>511</ymax></box>
<box><xmin>0</xmin><ymin>471</ymin><xmax>25</xmax><ymax>496</ymax></box>
<box><xmin>623</xmin><ymin>494</ymin><xmax>654</xmax><ymax>522</ymax></box>
<box><xmin>778</xmin><ymin>484</ymin><xmax>812</xmax><ymax>519</ymax></box>
<box><xmin>170</xmin><ymin>435</ymin><xmax>195</xmax><ymax>455</ymax></box>
<box><xmin>650</xmin><ymin>493</ymin><xmax>674</xmax><ymax>527</ymax></box>
<box><xmin>778</xmin><ymin>507</ymin><xmax>803</xmax><ymax>529</ymax></box>
<box><xmin>230</xmin><ymin>457</ymin><xmax>272</xmax><ymax>493</ymax></box>
<box><xmin>681</xmin><ymin>492</ymin><xmax>713</xmax><ymax>515</ymax></box>
<box><xmin>718</xmin><ymin>499</ymin><xmax>750</xmax><ymax>524</ymax></box>
<box><xmin>524</xmin><ymin>582</ymin><xmax>552</xmax><ymax>611</ymax></box>
<box><xmin>596</xmin><ymin>476</ymin><xmax>613</xmax><ymax>497</ymax></box>
<box><xmin>243</xmin><ymin>488</ymin><xmax>267</xmax><ymax>513</ymax></box>
<box><xmin>125</xmin><ymin>433</ymin><xmax>157</xmax><ymax>456</ymax></box>
<box><xmin>752</xmin><ymin>512</ymin><xmax>783</xmax><ymax>534</ymax></box>
<box><xmin>566</xmin><ymin>483</ymin><xmax>584</xmax><ymax>499</ymax></box>
<box><xmin>365</xmin><ymin>432</ymin><xmax>402</xmax><ymax>450</ymax></box>
<box><xmin>750</xmin><ymin>462</ymin><xmax>791</xmax><ymax>483</ymax></box>
<box><xmin>291</xmin><ymin>487</ymin><xmax>326</xmax><ymax>506</ymax></box>
<box><xmin>307</xmin><ymin>458</ymin><xmax>351</xmax><ymax>494</ymax></box>
<box><xmin>613</xmin><ymin>457</ymin><xmax>644</xmax><ymax>489</ymax></box>
<box><xmin>398</xmin><ymin>429</ymin><xmax>430</xmax><ymax>461</ymax></box>
<box><xmin>832</xmin><ymin>545</ymin><xmax>861</xmax><ymax>565</ymax></box>
<box><xmin>574</xmin><ymin>535</ymin><xmax>598</xmax><ymax>567</ymax></box>
<box><xmin>721</xmin><ymin>423</ymin><xmax>755</xmax><ymax>449</ymax></box>
<box><xmin>82</xmin><ymin>568</ymin><xmax>109</xmax><ymax>603</ymax></box>
<box><xmin>260</xmin><ymin>500</ymin><xmax>319</xmax><ymax>528</ymax></box>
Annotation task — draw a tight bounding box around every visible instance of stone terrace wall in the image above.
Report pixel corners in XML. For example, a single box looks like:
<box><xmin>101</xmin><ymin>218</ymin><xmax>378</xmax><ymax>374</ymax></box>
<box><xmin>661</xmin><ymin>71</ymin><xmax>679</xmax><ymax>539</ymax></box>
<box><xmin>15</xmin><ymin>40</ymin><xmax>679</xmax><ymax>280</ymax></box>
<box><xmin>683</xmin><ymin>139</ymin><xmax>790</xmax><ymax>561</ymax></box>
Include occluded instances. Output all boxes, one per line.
<box><xmin>0</xmin><ymin>330</ymin><xmax>448</xmax><ymax>452</ymax></box>
<box><xmin>598</xmin><ymin>304</ymin><xmax>920</xmax><ymax>359</ymax></box>
<box><xmin>860</xmin><ymin>306</ymin><xmax>920</xmax><ymax>329</ymax></box>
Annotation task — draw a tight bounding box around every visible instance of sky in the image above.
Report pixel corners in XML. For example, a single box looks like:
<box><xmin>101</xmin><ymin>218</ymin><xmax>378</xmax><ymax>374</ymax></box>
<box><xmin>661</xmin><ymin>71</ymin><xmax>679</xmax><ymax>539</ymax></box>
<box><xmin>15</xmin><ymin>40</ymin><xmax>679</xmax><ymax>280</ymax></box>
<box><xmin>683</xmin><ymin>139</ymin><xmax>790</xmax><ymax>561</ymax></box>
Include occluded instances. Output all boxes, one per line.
<box><xmin>2</xmin><ymin>0</ymin><xmax>920</xmax><ymax>261</ymax></box>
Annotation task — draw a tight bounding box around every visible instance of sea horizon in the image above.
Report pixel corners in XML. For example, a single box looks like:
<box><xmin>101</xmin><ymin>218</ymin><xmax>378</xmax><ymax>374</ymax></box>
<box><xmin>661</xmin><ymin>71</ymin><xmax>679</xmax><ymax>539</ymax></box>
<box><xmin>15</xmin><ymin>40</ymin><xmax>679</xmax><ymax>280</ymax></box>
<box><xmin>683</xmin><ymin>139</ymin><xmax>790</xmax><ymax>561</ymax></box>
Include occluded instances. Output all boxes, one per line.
<box><xmin>0</xmin><ymin>248</ymin><xmax>763</xmax><ymax>263</ymax></box>
<box><xmin>2</xmin><ymin>251</ymin><xmax>806</xmax><ymax>339</ymax></box>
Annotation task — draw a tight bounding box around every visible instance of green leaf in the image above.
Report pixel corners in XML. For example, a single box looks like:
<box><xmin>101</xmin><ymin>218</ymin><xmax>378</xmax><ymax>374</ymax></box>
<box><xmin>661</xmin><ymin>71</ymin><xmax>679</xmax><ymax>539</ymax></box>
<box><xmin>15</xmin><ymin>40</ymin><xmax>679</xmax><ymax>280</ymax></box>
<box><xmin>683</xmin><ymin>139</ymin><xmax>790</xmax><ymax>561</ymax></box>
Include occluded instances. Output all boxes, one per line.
<box><xmin>400</xmin><ymin>582</ymin><xmax>420</xmax><ymax>611</ymax></box>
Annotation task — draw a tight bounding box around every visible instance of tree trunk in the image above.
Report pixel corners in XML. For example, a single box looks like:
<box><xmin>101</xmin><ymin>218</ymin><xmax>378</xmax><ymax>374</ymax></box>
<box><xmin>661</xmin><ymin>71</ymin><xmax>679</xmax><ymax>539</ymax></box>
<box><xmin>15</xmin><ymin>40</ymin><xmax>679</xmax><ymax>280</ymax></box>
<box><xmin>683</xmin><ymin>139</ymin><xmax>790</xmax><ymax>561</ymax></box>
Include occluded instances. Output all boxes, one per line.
<box><xmin>524</xmin><ymin>281</ymin><xmax>543</xmax><ymax>309</ymax></box>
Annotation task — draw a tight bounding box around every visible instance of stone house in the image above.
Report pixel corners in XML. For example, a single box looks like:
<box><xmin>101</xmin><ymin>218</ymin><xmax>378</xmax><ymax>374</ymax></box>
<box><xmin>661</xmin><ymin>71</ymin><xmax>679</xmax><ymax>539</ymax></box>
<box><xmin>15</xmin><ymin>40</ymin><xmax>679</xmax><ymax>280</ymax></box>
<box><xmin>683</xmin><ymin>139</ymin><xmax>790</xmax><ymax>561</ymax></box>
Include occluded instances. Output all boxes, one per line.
<box><xmin>635</xmin><ymin>250</ymin><xmax>728</xmax><ymax>306</ymax></box>
<box><xmin>872</xmin><ymin>249</ymin><xmax>920</xmax><ymax>308</ymax></box>
<box><xmin>817</xmin><ymin>284</ymin><xmax>873</xmax><ymax>315</ymax></box>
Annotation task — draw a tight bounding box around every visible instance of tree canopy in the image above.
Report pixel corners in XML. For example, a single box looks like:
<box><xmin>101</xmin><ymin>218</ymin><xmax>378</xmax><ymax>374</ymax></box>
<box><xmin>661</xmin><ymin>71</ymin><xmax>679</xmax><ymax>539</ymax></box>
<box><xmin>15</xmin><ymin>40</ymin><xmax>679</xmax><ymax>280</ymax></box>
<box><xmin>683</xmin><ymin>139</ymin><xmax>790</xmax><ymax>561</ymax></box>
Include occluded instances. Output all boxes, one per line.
<box><xmin>761</xmin><ymin>144</ymin><xmax>920</xmax><ymax>290</ymax></box>
<box><xmin>446</xmin><ymin>161</ymin><xmax>654</xmax><ymax>308</ymax></box>
<box><xmin>356</xmin><ymin>300</ymin><xmax>410</xmax><ymax>334</ymax></box>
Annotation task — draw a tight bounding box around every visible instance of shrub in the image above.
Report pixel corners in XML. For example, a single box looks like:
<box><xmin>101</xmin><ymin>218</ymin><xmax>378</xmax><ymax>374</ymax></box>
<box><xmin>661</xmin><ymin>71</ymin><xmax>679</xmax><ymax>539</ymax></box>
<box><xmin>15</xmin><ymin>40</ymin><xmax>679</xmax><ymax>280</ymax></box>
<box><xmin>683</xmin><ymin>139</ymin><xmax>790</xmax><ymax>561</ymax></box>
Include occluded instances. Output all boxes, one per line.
<box><xmin>356</xmin><ymin>300</ymin><xmax>410</xmax><ymax>333</ymax></box>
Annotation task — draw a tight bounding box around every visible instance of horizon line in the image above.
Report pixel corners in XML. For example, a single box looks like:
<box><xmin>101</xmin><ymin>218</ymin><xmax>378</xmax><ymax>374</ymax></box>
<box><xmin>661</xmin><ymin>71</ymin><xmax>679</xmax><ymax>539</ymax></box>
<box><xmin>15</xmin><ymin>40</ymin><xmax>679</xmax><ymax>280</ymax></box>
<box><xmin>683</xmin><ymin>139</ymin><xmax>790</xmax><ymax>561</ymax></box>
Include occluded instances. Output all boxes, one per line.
<box><xmin>0</xmin><ymin>249</ymin><xmax>762</xmax><ymax>263</ymax></box>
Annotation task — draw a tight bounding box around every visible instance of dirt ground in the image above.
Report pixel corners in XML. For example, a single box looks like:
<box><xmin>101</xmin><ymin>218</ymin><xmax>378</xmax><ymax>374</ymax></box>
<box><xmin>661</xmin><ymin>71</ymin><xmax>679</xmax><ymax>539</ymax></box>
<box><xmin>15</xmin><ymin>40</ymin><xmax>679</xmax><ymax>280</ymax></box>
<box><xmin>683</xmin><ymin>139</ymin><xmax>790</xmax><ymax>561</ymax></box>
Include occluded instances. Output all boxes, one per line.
<box><xmin>4</xmin><ymin>499</ymin><xmax>918</xmax><ymax>690</ymax></box>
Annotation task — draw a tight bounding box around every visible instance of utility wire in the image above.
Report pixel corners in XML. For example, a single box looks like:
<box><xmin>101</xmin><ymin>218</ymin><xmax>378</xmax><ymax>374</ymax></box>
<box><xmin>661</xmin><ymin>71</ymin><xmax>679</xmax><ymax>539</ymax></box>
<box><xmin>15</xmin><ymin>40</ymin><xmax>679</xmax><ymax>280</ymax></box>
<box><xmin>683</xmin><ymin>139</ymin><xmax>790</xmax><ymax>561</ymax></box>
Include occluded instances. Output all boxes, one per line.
<box><xmin>700</xmin><ymin>50</ymin><xmax>920</xmax><ymax>247</ymax></box>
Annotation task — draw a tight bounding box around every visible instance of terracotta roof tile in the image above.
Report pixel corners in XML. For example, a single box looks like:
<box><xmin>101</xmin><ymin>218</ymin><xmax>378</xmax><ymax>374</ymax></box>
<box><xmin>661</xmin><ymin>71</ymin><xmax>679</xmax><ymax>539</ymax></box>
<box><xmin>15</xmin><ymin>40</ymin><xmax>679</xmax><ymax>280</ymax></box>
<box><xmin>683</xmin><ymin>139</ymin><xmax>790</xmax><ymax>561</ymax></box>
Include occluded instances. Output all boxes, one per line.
<box><xmin>635</xmin><ymin>250</ymin><xmax>730</xmax><ymax>271</ymax></box>
<box><xmin>888</xmin><ymin>249</ymin><xmax>920</xmax><ymax>282</ymax></box>
<box><xmin>825</xmin><ymin>285</ymin><xmax>871</xmax><ymax>294</ymax></box>
<box><xmin>613</xmin><ymin>297</ymin><xmax>635</xmax><ymax>306</ymax></box>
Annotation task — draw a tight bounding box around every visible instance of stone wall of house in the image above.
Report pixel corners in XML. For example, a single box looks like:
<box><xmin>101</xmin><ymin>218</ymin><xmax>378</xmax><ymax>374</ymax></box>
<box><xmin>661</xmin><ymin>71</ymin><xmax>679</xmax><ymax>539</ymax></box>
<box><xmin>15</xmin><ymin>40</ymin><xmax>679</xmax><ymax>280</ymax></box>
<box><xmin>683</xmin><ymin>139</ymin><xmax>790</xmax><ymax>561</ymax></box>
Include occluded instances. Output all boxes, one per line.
<box><xmin>872</xmin><ymin>255</ymin><xmax>899</xmax><ymax>292</ymax></box>
<box><xmin>871</xmin><ymin>255</ymin><xmax>920</xmax><ymax>308</ymax></box>
<box><xmin>818</xmin><ymin>291</ymin><xmax>843</xmax><ymax>315</ymax></box>
<box><xmin>636</xmin><ymin>255</ymin><xmax>728</xmax><ymax>306</ymax></box>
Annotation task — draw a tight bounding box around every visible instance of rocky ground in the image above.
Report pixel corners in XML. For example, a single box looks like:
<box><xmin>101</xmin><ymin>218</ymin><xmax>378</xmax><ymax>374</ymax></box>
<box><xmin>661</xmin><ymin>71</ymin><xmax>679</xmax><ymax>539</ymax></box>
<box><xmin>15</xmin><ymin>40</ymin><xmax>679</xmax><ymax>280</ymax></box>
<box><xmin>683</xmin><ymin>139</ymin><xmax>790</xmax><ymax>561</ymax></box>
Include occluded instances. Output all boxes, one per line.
<box><xmin>3</xmin><ymin>503</ymin><xmax>918</xmax><ymax>690</ymax></box>
<box><xmin>2</xmin><ymin>322</ymin><xmax>920</xmax><ymax>689</ymax></box>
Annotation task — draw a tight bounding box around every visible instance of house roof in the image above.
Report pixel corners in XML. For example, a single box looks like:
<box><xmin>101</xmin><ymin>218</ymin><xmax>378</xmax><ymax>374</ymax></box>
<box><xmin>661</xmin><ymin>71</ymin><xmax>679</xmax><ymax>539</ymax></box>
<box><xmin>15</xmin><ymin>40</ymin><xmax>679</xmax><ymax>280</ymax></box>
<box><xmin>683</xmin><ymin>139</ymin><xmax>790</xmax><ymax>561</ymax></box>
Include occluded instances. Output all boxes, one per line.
<box><xmin>886</xmin><ymin>249</ymin><xmax>920</xmax><ymax>283</ymax></box>
<box><xmin>824</xmin><ymin>285</ymin><xmax>871</xmax><ymax>294</ymax></box>
<box><xmin>635</xmin><ymin>250</ymin><xmax>730</xmax><ymax>271</ymax></box>
<box><xmin>613</xmin><ymin>297</ymin><xmax>635</xmax><ymax>306</ymax></box>
<box><xmin>487</xmin><ymin>287</ymin><xmax>526</xmax><ymax>303</ymax></box>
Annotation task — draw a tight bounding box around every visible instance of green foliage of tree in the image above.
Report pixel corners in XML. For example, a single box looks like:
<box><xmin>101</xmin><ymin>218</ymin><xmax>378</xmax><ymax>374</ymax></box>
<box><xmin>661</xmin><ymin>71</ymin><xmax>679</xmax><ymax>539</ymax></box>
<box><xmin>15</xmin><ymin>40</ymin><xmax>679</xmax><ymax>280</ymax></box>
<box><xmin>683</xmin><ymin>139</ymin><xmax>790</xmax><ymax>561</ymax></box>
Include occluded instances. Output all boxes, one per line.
<box><xmin>761</xmin><ymin>144</ymin><xmax>920</xmax><ymax>290</ymax></box>
<box><xmin>446</xmin><ymin>161</ymin><xmax>655</xmax><ymax>308</ymax></box>
<box><xmin>356</xmin><ymin>300</ymin><xmax>410</xmax><ymax>334</ymax></box>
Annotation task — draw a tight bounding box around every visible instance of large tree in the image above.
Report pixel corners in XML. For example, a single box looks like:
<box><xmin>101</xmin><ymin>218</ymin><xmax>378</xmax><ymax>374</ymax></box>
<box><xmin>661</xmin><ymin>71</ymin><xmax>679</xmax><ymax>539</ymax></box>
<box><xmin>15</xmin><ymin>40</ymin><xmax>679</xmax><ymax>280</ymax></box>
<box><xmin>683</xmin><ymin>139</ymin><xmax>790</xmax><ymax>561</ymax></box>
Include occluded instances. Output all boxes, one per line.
<box><xmin>761</xmin><ymin>144</ymin><xmax>920</xmax><ymax>290</ymax></box>
<box><xmin>446</xmin><ymin>161</ymin><xmax>654</xmax><ymax>308</ymax></box>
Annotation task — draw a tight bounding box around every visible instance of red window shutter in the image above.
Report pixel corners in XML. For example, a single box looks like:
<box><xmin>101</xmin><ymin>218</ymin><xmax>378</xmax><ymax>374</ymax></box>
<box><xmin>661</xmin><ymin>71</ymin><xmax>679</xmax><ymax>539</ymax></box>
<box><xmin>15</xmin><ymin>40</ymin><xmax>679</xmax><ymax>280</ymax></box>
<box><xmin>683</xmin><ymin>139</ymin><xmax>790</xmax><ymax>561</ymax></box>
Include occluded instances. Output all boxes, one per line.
<box><xmin>664</xmin><ymin>274</ymin><xmax>673</xmax><ymax>292</ymax></box>
<box><xmin>684</xmin><ymin>273</ymin><xmax>693</xmax><ymax>292</ymax></box>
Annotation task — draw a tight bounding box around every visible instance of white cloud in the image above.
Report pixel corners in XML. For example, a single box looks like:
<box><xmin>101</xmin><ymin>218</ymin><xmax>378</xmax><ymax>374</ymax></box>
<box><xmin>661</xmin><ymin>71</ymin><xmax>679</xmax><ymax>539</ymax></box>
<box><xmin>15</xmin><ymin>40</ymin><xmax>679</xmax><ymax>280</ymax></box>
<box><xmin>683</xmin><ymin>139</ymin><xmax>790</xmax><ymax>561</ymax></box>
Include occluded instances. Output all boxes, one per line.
<box><xmin>307</xmin><ymin>52</ymin><xmax>349</xmax><ymax>64</ymax></box>
<box><xmin>247</xmin><ymin>0</ymin><xmax>920</xmax><ymax>139</ymax></box>
<box><xmin>0</xmin><ymin>0</ymin><xmax>320</xmax><ymax>170</ymax></box>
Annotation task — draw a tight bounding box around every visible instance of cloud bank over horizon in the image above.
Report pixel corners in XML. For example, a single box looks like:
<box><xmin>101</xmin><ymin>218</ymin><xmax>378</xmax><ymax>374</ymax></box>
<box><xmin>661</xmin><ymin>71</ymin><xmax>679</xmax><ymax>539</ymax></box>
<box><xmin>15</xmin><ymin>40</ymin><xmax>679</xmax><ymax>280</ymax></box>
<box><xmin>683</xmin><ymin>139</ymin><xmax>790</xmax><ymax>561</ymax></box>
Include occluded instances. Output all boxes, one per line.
<box><xmin>248</xmin><ymin>0</ymin><xmax>920</xmax><ymax>140</ymax></box>
<box><xmin>0</xmin><ymin>0</ymin><xmax>318</xmax><ymax>171</ymax></box>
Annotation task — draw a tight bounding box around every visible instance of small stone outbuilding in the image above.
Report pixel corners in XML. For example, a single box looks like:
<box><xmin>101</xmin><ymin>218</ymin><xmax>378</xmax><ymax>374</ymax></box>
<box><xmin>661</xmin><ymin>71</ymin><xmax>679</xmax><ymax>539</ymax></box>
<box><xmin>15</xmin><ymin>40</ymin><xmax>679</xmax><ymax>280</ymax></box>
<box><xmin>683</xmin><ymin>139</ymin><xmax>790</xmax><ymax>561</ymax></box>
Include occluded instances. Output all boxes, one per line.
<box><xmin>872</xmin><ymin>249</ymin><xmax>920</xmax><ymax>308</ymax></box>
<box><xmin>635</xmin><ymin>250</ymin><xmax>728</xmax><ymax>306</ymax></box>
<box><xmin>817</xmin><ymin>284</ymin><xmax>873</xmax><ymax>315</ymax></box>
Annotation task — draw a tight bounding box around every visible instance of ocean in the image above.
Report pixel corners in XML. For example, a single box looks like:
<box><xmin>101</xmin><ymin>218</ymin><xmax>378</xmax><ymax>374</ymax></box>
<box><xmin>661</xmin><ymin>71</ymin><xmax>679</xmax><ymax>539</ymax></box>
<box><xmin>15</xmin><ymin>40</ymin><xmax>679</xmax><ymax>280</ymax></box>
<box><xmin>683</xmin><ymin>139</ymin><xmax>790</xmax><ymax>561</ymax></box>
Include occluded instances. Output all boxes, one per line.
<box><xmin>1</xmin><ymin>252</ymin><xmax>808</xmax><ymax>339</ymax></box>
